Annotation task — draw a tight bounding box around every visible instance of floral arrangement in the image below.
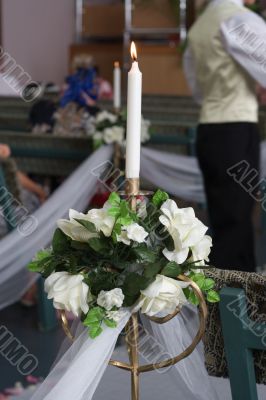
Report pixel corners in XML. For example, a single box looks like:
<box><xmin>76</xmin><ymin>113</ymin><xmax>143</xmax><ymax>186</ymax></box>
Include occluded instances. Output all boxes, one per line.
<box><xmin>85</xmin><ymin>110</ymin><xmax>151</xmax><ymax>147</ymax></box>
<box><xmin>29</xmin><ymin>190</ymin><xmax>219</xmax><ymax>339</ymax></box>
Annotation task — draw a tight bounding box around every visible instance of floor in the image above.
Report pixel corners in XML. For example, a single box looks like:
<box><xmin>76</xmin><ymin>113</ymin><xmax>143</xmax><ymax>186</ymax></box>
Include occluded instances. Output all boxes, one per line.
<box><xmin>0</xmin><ymin>303</ymin><xmax>63</xmax><ymax>392</ymax></box>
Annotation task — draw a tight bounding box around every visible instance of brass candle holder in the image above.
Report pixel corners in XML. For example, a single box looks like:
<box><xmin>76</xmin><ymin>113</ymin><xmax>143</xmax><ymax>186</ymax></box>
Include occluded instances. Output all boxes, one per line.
<box><xmin>60</xmin><ymin>177</ymin><xmax>208</xmax><ymax>400</ymax></box>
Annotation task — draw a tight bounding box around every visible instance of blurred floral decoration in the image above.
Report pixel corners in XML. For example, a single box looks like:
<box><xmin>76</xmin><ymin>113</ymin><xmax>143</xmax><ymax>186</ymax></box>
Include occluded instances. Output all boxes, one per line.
<box><xmin>53</xmin><ymin>105</ymin><xmax>151</xmax><ymax>147</ymax></box>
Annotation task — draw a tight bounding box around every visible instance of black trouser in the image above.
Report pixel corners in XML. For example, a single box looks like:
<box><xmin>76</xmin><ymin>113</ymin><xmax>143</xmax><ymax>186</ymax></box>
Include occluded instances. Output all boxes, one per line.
<box><xmin>196</xmin><ymin>123</ymin><xmax>260</xmax><ymax>272</ymax></box>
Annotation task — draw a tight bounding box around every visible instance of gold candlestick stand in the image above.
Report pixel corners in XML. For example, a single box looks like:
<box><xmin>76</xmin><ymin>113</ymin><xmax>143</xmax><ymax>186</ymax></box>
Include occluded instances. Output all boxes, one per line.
<box><xmin>60</xmin><ymin>177</ymin><xmax>208</xmax><ymax>400</ymax></box>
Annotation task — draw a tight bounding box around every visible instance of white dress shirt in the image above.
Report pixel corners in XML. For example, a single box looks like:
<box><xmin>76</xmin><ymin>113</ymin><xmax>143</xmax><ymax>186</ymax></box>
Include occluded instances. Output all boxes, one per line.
<box><xmin>184</xmin><ymin>0</ymin><xmax>266</xmax><ymax>104</ymax></box>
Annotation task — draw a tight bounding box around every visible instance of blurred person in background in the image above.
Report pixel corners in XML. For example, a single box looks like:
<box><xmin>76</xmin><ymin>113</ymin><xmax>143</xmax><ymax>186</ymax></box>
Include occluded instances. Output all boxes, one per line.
<box><xmin>184</xmin><ymin>0</ymin><xmax>266</xmax><ymax>272</ymax></box>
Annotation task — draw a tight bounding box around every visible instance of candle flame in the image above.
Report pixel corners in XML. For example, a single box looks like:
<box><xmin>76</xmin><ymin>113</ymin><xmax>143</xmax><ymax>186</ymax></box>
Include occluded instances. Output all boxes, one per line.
<box><xmin>114</xmin><ymin>61</ymin><xmax>120</xmax><ymax>68</ymax></box>
<box><xmin>130</xmin><ymin>42</ymin><xmax>137</xmax><ymax>62</ymax></box>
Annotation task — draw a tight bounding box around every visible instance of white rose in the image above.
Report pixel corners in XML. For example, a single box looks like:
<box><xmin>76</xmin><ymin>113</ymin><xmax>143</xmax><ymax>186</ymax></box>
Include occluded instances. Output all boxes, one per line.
<box><xmin>44</xmin><ymin>272</ymin><xmax>90</xmax><ymax>317</ymax></box>
<box><xmin>133</xmin><ymin>274</ymin><xmax>188</xmax><ymax>317</ymax></box>
<box><xmin>97</xmin><ymin>288</ymin><xmax>125</xmax><ymax>311</ymax></box>
<box><xmin>93</xmin><ymin>131</ymin><xmax>103</xmax><ymax>140</ymax></box>
<box><xmin>103</xmin><ymin>126</ymin><xmax>125</xmax><ymax>144</ymax></box>
<box><xmin>116</xmin><ymin>229</ymin><xmax>131</xmax><ymax>245</ymax></box>
<box><xmin>95</xmin><ymin>110</ymin><xmax>117</xmax><ymax>124</ymax></box>
<box><xmin>160</xmin><ymin>199</ymin><xmax>208</xmax><ymax>264</ymax></box>
<box><xmin>86</xmin><ymin>201</ymin><xmax>115</xmax><ymax>237</ymax></box>
<box><xmin>190</xmin><ymin>235</ymin><xmax>212</xmax><ymax>266</ymax></box>
<box><xmin>57</xmin><ymin>209</ymin><xmax>98</xmax><ymax>242</ymax></box>
<box><xmin>117</xmin><ymin>223</ymin><xmax>148</xmax><ymax>245</ymax></box>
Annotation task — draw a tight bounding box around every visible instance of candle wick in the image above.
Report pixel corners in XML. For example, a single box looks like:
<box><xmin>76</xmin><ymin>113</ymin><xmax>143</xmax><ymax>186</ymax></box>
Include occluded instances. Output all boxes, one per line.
<box><xmin>133</xmin><ymin>56</ymin><xmax>137</xmax><ymax>62</ymax></box>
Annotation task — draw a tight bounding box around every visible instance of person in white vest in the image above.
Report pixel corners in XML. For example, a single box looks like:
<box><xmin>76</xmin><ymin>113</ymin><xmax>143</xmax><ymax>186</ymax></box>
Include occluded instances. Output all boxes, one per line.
<box><xmin>184</xmin><ymin>0</ymin><xmax>266</xmax><ymax>272</ymax></box>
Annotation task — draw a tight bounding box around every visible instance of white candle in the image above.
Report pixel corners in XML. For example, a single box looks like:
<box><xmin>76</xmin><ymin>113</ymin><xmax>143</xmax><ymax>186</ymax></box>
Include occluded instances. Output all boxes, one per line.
<box><xmin>126</xmin><ymin>42</ymin><xmax>142</xmax><ymax>179</ymax></box>
<box><xmin>113</xmin><ymin>61</ymin><xmax>121</xmax><ymax>109</ymax></box>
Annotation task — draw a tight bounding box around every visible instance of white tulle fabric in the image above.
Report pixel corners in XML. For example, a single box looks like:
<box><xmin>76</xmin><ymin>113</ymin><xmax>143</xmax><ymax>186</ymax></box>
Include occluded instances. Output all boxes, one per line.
<box><xmin>2</xmin><ymin>141</ymin><xmax>266</xmax><ymax>310</ymax></box>
<box><xmin>0</xmin><ymin>145</ymin><xmax>113</xmax><ymax>310</ymax></box>
<box><xmin>29</xmin><ymin>311</ymin><xmax>131</xmax><ymax>400</ymax></box>
<box><xmin>13</xmin><ymin>305</ymin><xmax>265</xmax><ymax>400</ymax></box>
<box><xmin>141</xmin><ymin>306</ymin><xmax>221</xmax><ymax>400</ymax></box>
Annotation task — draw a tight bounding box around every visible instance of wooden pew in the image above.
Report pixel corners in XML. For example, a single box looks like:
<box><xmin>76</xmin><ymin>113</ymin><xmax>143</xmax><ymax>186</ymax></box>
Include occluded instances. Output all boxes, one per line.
<box><xmin>219</xmin><ymin>287</ymin><xmax>266</xmax><ymax>400</ymax></box>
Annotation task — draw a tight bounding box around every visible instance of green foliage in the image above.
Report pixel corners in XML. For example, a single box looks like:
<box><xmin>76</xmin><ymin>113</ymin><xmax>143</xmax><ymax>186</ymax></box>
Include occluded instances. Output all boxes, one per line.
<box><xmin>108</xmin><ymin>192</ymin><xmax>121</xmax><ymax>207</ymax></box>
<box><xmin>104</xmin><ymin>318</ymin><xmax>117</xmax><ymax>328</ymax></box>
<box><xmin>28</xmin><ymin>249</ymin><xmax>52</xmax><ymax>272</ymax></box>
<box><xmin>161</xmin><ymin>261</ymin><xmax>182</xmax><ymax>278</ymax></box>
<box><xmin>185</xmin><ymin>272</ymin><xmax>220</xmax><ymax>306</ymax></box>
<box><xmin>88</xmin><ymin>270</ymin><xmax>119</xmax><ymax>296</ymax></box>
<box><xmin>88</xmin><ymin>237</ymin><xmax>110</xmax><ymax>254</ymax></box>
<box><xmin>52</xmin><ymin>228</ymin><xmax>69</xmax><ymax>254</ymax></box>
<box><xmin>143</xmin><ymin>261</ymin><xmax>163</xmax><ymax>279</ymax></box>
<box><xmin>83</xmin><ymin>307</ymin><xmax>117</xmax><ymax>338</ymax></box>
<box><xmin>122</xmin><ymin>272</ymin><xmax>153</xmax><ymax>306</ymax></box>
<box><xmin>207</xmin><ymin>290</ymin><xmax>220</xmax><ymax>303</ymax></box>
<box><xmin>28</xmin><ymin>189</ymin><xmax>221</xmax><ymax>341</ymax></box>
<box><xmin>74</xmin><ymin>219</ymin><xmax>97</xmax><ymax>233</ymax></box>
<box><xmin>132</xmin><ymin>244</ymin><xmax>158</xmax><ymax>263</ymax></box>
<box><xmin>152</xmin><ymin>189</ymin><xmax>169</xmax><ymax>208</ymax></box>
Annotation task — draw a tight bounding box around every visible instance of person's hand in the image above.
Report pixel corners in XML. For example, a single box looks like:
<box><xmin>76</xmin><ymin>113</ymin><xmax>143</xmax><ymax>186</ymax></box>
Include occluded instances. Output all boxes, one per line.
<box><xmin>32</xmin><ymin>185</ymin><xmax>48</xmax><ymax>204</ymax></box>
<box><xmin>35</xmin><ymin>187</ymin><xmax>48</xmax><ymax>204</ymax></box>
<box><xmin>0</xmin><ymin>144</ymin><xmax>11</xmax><ymax>159</ymax></box>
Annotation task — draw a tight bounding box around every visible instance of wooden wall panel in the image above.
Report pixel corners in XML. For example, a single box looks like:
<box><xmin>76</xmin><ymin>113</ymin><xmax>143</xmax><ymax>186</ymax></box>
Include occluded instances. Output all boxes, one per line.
<box><xmin>132</xmin><ymin>0</ymin><xmax>178</xmax><ymax>28</ymax></box>
<box><xmin>138</xmin><ymin>44</ymin><xmax>190</xmax><ymax>95</ymax></box>
<box><xmin>82</xmin><ymin>4</ymin><xmax>124</xmax><ymax>37</ymax></box>
<box><xmin>69</xmin><ymin>43</ymin><xmax>191</xmax><ymax>96</ymax></box>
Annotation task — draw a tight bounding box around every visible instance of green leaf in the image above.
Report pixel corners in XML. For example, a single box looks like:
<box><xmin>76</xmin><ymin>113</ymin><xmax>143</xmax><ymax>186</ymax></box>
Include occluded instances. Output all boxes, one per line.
<box><xmin>107</xmin><ymin>207</ymin><xmax>121</xmax><ymax>217</ymax></box>
<box><xmin>188</xmin><ymin>291</ymin><xmax>199</xmax><ymax>306</ymax></box>
<box><xmin>192</xmin><ymin>273</ymin><xmax>205</xmax><ymax>289</ymax></box>
<box><xmin>74</xmin><ymin>219</ymin><xmax>96</xmax><ymax>233</ymax></box>
<box><xmin>133</xmin><ymin>244</ymin><xmax>158</xmax><ymax>263</ymax></box>
<box><xmin>104</xmin><ymin>319</ymin><xmax>117</xmax><ymax>328</ymax></box>
<box><xmin>161</xmin><ymin>261</ymin><xmax>182</xmax><ymax>278</ymax></box>
<box><xmin>207</xmin><ymin>290</ymin><xmax>220</xmax><ymax>303</ymax></box>
<box><xmin>122</xmin><ymin>273</ymin><xmax>153</xmax><ymax>297</ymax></box>
<box><xmin>83</xmin><ymin>307</ymin><xmax>105</xmax><ymax>326</ymax></box>
<box><xmin>108</xmin><ymin>192</ymin><xmax>121</xmax><ymax>206</ymax></box>
<box><xmin>123</xmin><ymin>294</ymin><xmax>140</xmax><ymax>307</ymax></box>
<box><xmin>88</xmin><ymin>237</ymin><xmax>109</xmax><ymax>254</ymax></box>
<box><xmin>143</xmin><ymin>261</ymin><xmax>163</xmax><ymax>278</ymax></box>
<box><xmin>152</xmin><ymin>189</ymin><xmax>169</xmax><ymax>207</ymax></box>
<box><xmin>183</xmin><ymin>287</ymin><xmax>190</xmax><ymax>300</ymax></box>
<box><xmin>117</xmin><ymin>216</ymin><xmax>133</xmax><ymax>226</ymax></box>
<box><xmin>52</xmin><ymin>228</ymin><xmax>69</xmax><ymax>253</ymax></box>
<box><xmin>113</xmin><ymin>224</ymin><xmax>122</xmax><ymax>235</ymax></box>
<box><xmin>70</xmin><ymin>241</ymin><xmax>91</xmax><ymax>251</ymax></box>
<box><xmin>120</xmin><ymin>200</ymin><xmax>129</xmax><ymax>218</ymax></box>
<box><xmin>28</xmin><ymin>250</ymin><xmax>51</xmax><ymax>272</ymax></box>
<box><xmin>201</xmin><ymin>278</ymin><xmax>215</xmax><ymax>291</ymax></box>
<box><xmin>89</xmin><ymin>325</ymin><xmax>103</xmax><ymax>339</ymax></box>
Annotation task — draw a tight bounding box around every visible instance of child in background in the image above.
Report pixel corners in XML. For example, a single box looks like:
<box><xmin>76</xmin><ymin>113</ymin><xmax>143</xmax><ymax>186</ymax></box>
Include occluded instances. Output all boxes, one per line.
<box><xmin>0</xmin><ymin>144</ymin><xmax>47</xmax><ymax>204</ymax></box>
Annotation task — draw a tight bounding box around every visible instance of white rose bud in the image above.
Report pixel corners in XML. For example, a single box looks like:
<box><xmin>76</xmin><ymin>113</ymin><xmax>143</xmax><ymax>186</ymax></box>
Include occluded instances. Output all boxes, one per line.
<box><xmin>117</xmin><ymin>223</ymin><xmax>148</xmax><ymax>245</ymax></box>
<box><xmin>97</xmin><ymin>288</ymin><xmax>124</xmax><ymax>311</ymax></box>
<box><xmin>44</xmin><ymin>272</ymin><xmax>90</xmax><ymax>317</ymax></box>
